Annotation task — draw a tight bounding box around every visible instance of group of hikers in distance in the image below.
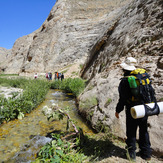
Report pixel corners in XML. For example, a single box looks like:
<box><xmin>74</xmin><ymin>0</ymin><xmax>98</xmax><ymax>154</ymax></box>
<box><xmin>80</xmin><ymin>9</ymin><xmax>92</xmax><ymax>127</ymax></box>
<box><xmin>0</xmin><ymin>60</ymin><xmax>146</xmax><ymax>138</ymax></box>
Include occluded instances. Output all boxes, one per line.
<box><xmin>34</xmin><ymin>72</ymin><xmax>64</xmax><ymax>81</ymax></box>
<box><xmin>45</xmin><ymin>72</ymin><xmax>64</xmax><ymax>81</ymax></box>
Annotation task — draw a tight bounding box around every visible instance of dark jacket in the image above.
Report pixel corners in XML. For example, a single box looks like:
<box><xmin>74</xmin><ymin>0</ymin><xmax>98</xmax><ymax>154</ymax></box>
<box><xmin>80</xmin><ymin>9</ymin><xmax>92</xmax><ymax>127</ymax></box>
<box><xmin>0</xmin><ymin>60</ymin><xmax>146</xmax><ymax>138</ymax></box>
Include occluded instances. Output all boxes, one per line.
<box><xmin>116</xmin><ymin>76</ymin><xmax>141</xmax><ymax>114</ymax></box>
<box><xmin>116</xmin><ymin>77</ymin><xmax>131</xmax><ymax>113</ymax></box>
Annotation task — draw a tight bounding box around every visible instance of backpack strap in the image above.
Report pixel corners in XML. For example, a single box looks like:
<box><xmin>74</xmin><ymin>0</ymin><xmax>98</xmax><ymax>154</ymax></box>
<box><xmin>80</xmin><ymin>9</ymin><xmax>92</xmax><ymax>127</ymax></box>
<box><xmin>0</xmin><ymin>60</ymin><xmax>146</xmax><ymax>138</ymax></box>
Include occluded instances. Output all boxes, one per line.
<box><xmin>144</xmin><ymin>102</ymin><xmax>160</xmax><ymax>117</ymax></box>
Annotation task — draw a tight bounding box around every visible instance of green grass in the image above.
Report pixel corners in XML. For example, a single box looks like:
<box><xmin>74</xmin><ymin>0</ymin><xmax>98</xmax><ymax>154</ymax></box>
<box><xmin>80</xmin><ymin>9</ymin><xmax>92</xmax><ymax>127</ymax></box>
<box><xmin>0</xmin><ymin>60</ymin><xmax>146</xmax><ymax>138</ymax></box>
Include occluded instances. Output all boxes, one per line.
<box><xmin>0</xmin><ymin>77</ymin><xmax>128</xmax><ymax>163</ymax></box>
<box><xmin>33</xmin><ymin>132</ymin><xmax>88</xmax><ymax>163</ymax></box>
<box><xmin>51</xmin><ymin>78</ymin><xmax>85</xmax><ymax>97</ymax></box>
<box><xmin>0</xmin><ymin>77</ymin><xmax>86</xmax><ymax>124</ymax></box>
<box><xmin>60</xmin><ymin>69</ymin><xmax>68</xmax><ymax>74</ymax></box>
<box><xmin>0</xmin><ymin>78</ymin><xmax>50</xmax><ymax>124</ymax></box>
<box><xmin>0</xmin><ymin>74</ymin><xmax>19</xmax><ymax>77</ymax></box>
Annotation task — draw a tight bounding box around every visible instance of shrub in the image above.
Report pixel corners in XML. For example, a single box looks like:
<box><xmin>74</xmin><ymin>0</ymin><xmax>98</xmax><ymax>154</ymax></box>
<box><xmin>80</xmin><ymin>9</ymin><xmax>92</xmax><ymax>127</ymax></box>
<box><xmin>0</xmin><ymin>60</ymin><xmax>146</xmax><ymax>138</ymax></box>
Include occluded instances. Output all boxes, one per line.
<box><xmin>51</xmin><ymin>78</ymin><xmax>85</xmax><ymax>96</ymax></box>
<box><xmin>34</xmin><ymin>133</ymin><xmax>87</xmax><ymax>163</ymax></box>
<box><xmin>0</xmin><ymin>78</ymin><xmax>50</xmax><ymax>124</ymax></box>
<box><xmin>0</xmin><ymin>77</ymin><xmax>85</xmax><ymax>124</ymax></box>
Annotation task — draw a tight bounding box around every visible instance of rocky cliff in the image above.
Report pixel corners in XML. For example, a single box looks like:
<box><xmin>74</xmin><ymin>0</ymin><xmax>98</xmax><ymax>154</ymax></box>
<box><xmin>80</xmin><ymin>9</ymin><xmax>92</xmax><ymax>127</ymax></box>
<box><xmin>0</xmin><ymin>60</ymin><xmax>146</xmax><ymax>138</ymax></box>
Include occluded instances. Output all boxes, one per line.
<box><xmin>0</xmin><ymin>48</ymin><xmax>11</xmax><ymax>72</ymax></box>
<box><xmin>0</xmin><ymin>0</ymin><xmax>131</xmax><ymax>74</ymax></box>
<box><xmin>78</xmin><ymin>0</ymin><xmax>163</xmax><ymax>155</ymax></box>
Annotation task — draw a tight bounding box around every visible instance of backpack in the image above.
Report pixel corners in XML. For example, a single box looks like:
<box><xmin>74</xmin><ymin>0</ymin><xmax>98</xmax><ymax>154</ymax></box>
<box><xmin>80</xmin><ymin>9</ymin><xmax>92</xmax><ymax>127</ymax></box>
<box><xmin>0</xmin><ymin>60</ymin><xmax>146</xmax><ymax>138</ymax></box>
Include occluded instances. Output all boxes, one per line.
<box><xmin>128</xmin><ymin>68</ymin><xmax>155</xmax><ymax>103</ymax></box>
<box><xmin>128</xmin><ymin>68</ymin><xmax>160</xmax><ymax>116</ymax></box>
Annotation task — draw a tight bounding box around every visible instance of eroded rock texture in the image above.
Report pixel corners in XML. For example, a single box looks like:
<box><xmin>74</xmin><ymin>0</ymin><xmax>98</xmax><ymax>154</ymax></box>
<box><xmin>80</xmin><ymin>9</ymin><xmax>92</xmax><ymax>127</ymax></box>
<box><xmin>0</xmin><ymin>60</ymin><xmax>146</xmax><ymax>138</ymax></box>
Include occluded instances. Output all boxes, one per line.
<box><xmin>79</xmin><ymin>0</ymin><xmax>163</xmax><ymax>154</ymax></box>
<box><xmin>0</xmin><ymin>0</ymin><xmax>131</xmax><ymax>74</ymax></box>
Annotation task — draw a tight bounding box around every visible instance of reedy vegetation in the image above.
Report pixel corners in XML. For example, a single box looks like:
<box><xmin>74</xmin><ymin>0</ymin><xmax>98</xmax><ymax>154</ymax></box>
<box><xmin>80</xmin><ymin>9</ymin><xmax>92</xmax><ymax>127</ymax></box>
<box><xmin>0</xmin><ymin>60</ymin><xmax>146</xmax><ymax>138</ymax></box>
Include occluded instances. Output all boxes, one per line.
<box><xmin>0</xmin><ymin>78</ymin><xmax>50</xmax><ymax>124</ymax></box>
<box><xmin>34</xmin><ymin>105</ymin><xmax>88</xmax><ymax>163</ymax></box>
<box><xmin>51</xmin><ymin>78</ymin><xmax>85</xmax><ymax>97</ymax></box>
<box><xmin>34</xmin><ymin>113</ymin><xmax>123</xmax><ymax>163</ymax></box>
<box><xmin>0</xmin><ymin>77</ymin><xmax>85</xmax><ymax>124</ymax></box>
<box><xmin>34</xmin><ymin>104</ymin><xmax>120</xmax><ymax>163</ymax></box>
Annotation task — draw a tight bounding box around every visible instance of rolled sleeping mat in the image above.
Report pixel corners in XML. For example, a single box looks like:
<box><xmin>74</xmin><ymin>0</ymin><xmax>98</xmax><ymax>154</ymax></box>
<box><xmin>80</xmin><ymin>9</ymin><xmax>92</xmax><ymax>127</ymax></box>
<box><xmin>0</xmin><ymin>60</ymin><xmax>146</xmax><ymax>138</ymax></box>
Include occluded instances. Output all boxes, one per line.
<box><xmin>131</xmin><ymin>102</ymin><xmax>163</xmax><ymax>119</ymax></box>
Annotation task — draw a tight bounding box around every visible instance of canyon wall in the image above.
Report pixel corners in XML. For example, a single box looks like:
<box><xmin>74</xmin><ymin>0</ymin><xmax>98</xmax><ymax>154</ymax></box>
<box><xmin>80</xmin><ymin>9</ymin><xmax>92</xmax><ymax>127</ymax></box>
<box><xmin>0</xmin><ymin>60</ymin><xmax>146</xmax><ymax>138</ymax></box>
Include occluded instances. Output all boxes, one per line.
<box><xmin>0</xmin><ymin>0</ymin><xmax>131</xmax><ymax>74</ymax></box>
<box><xmin>78</xmin><ymin>0</ymin><xmax>163</xmax><ymax>154</ymax></box>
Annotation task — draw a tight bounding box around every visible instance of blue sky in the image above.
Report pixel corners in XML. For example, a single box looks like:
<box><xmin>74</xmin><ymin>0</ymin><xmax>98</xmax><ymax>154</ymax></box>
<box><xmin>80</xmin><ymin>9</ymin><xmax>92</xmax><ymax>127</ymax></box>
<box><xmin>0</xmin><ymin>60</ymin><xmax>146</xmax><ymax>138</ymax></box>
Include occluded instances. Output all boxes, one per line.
<box><xmin>0</xmin><ymin>0</ymin><xmax>56</xmax><ymax>49</ymax></box>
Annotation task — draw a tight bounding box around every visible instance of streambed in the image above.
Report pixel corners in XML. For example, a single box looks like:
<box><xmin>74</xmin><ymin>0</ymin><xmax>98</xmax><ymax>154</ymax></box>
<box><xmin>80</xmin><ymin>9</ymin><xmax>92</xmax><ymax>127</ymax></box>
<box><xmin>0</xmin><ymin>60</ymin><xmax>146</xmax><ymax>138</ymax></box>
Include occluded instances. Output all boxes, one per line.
<box><xmin>0</xmin><ymin>89</ymin><xmax>93</xmax><ymax>163</ymax></box>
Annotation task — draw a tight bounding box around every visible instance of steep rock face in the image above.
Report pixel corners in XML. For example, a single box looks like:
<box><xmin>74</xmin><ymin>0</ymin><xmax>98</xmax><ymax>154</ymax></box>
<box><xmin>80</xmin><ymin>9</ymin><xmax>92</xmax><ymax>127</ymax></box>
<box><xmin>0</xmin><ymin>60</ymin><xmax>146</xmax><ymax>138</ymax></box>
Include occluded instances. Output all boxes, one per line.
<box><xmin>0</xmin><ymin>48</ymin><xmax>11</xmax><ymax>61</ymax></box>
<box><xmin>0</xmin><ymin>48</ymin><xmax>11</xmax><ymax>72</ymax></box>
<box><xmin>1</xmin><ymin>0</ymin><xmax>131</xmax><ymax>74</ymax></box>
<box><xmin>79</xmin><ymin>0</ymin><xmax>163</xmax><ymax>154</ymax></box>
<box><xmin>1</xmin><ymin>33</ymin><xmax>36</xmax><ymax>73</ymax></box>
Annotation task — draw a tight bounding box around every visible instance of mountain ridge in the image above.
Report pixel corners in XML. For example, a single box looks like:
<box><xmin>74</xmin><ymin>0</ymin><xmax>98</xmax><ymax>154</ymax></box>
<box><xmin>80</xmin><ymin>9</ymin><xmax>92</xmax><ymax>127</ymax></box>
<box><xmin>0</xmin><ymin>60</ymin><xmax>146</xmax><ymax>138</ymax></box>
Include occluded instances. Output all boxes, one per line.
<box><xmin>0</xmin><ymin>0</ymin><xmax>132</xmax><ymax>74</ymax></box>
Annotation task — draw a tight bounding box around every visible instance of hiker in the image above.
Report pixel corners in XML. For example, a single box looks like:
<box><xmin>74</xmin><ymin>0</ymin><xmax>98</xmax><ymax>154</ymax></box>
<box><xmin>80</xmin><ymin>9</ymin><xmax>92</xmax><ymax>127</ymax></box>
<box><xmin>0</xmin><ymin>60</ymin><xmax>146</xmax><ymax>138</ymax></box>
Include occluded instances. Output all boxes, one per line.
<box><xmin>45</xmin><ymin>73</ymin><xmax>49</xmax><ymax>80</ymax></box>
<box><xmin>48</xmin><ymin>72</ymin><xmax>52</xmax><ymax>80</ymax></box>
<box><xmin>61</xmin><ymin>73</ymin><xmax>64</xmax><ymax>81</ymax></box>
<box><xmin>54</xmin><ymin>72</ymin><xmax>57</xmax><ymax>80</ymax></box>
<box><xmin>115</xmin><ymin>57</ymin><xmax>153</xmax><ymax>161</ymax></box>
<box><xmin>34</xmin><ymin>73</ymin><xmax>38</xmax><ymax>79</ymax></box>
<box><xmin>50</xmin><ymin>72</ymin><xmax>52</xmax><ymax>80</ymax></box>
<box><xmin>59</xmin><ymin>73</ymin><xmax>61</xmax><ymax>80</ymax></box>
<box><xmin>57</xmin><ymin>72</ymin><xmax>59</xmax><ymax>80</ymax></box>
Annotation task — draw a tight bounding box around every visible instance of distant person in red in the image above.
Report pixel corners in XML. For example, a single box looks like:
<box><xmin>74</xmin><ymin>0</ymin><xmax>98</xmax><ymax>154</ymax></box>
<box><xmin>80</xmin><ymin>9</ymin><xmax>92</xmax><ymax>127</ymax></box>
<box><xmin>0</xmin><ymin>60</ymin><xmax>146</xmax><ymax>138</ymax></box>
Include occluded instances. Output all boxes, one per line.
<box><xmin>57</xmin><ymin>72</ymin><xmax>59</xmax><ymax>80</ymax></box>
<box><xmin>45</xmin><ymin>73</ymin><xmax>49</xmax><ymax>80</ymax></box>
<box><xmin>34</xmin><ymin>73</ymin><xmax>38</xmax><ymax>79</ymax></box>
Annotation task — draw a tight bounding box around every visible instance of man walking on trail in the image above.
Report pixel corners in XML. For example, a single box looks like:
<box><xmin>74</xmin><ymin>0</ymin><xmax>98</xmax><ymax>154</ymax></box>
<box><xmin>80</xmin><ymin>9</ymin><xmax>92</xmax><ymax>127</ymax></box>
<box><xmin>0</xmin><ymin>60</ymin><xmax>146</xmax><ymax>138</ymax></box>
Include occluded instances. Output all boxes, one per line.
<box><xmin>115</xmin><ymin>57</ymin><xmax>151</xmax><ymax>161</ymax></box>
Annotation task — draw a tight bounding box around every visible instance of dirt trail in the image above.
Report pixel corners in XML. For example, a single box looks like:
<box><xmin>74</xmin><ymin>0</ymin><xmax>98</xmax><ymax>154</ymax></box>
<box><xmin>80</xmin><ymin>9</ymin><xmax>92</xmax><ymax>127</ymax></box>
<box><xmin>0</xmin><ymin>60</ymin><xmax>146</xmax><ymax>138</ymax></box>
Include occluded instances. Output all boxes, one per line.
<box><xmin>98</xmin><ymin>149</ymin><xmax>163</xmax><ymax>163</ymax></box>
<box><xmin>93</xmin><ymin>133</ymin><xmax>163</xmax><ymax>163</ymax></box>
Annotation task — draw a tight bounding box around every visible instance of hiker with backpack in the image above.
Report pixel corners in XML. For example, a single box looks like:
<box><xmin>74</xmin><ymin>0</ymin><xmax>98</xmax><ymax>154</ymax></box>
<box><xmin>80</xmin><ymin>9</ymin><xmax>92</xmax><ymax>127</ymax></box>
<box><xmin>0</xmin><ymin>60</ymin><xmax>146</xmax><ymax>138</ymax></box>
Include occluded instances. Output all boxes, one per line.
<box><xmin>115</xmin><ymin>57</ymin><xmax>156</xmax><ymax>161</ymax></box>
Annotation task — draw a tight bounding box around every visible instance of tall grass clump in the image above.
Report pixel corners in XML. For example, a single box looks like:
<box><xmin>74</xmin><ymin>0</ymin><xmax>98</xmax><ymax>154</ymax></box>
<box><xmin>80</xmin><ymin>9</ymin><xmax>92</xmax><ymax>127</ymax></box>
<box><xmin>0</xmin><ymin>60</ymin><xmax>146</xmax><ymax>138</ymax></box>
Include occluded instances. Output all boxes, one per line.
<box><xmin>34</xmin><ymin>104</ymin><xmax>88</xmax><ymax>163</ymax></box>
<box><xmin>0</xmin><ymin>78</ymin><xmax>50</xmax><ymax>124</ymax></box>
<box><xmin>0</xmin><ymin>77</ymin><xmax>28</xmax><ymax>88</ymax></box>
<box><xmin>51</xmin><ymin>78</ymin><xmax>85</xmax><ymax>96</ymax></box>
<box><xmin>0</xmin><ymin>74</ymin><xmax>19</xmax><ymax>77</ymax></box>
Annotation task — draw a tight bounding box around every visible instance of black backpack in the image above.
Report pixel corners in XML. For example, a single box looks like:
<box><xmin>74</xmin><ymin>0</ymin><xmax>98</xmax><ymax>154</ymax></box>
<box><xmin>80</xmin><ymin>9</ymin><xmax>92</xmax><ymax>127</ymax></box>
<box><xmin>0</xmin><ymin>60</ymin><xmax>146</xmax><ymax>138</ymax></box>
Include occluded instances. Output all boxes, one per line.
<box><xmin>128</xmin><ymin>68</ymin><xmax>159</xmax><ymax>116</ymax></box>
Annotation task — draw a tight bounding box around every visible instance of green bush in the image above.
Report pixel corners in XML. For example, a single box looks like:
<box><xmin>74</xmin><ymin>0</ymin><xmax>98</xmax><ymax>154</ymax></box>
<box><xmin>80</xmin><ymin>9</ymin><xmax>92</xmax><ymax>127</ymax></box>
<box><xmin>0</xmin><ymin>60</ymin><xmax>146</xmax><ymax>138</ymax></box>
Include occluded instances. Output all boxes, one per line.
<box><xmin>51</xmin><ymin>78</ymin><xmax>85</xmax><ymax>96</ymax></box>
<box><xmin>0</xmin><ymin>77</ymin><xmax>27</xmax><ymax>88</ymax></box>
<box><xmin>33</xmin><ymin>133</ymin><xmax>87</xmax><ymax>163</ymax></box>
<box><xmin>0</xmin><ymin>77</ymin><xmax>85</xmax><ymax>124</ymax></box>
<box><xmin>0</xmin><ymin>78</ymin><xmax>50</xmax><ymax>124</ymax></box>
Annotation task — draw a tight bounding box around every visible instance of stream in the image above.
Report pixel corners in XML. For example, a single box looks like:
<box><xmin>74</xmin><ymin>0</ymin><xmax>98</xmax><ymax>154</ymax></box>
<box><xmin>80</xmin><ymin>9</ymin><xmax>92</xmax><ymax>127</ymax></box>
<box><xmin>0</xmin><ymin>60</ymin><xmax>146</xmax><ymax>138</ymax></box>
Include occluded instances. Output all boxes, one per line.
<box><xmin>0</xmin><ymin>89</ymin><xmax>93</xmax><ymax>163</ymax></box>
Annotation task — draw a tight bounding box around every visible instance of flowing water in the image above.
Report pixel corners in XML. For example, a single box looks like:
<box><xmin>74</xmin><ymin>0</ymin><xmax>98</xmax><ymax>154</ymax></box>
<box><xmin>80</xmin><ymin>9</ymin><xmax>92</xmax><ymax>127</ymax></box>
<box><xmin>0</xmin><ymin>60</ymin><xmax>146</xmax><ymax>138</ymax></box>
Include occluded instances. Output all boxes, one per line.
<box><xmin>0</xmin><ymin>89</ymin><xmax>93</xmax><ymax>163</ymax></box>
